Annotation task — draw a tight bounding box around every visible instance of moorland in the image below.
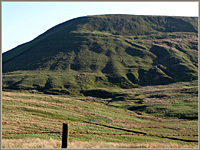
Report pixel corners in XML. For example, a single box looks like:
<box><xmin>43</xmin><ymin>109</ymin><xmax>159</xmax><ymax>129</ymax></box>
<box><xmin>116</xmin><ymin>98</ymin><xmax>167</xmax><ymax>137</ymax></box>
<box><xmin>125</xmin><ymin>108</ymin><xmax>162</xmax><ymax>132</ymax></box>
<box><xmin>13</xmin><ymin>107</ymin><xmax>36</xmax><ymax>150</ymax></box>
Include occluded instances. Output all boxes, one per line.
<box><xmin>2</xmin><ymin>14</ymin><xmax>198</xmax><ymax>148</ymax></box>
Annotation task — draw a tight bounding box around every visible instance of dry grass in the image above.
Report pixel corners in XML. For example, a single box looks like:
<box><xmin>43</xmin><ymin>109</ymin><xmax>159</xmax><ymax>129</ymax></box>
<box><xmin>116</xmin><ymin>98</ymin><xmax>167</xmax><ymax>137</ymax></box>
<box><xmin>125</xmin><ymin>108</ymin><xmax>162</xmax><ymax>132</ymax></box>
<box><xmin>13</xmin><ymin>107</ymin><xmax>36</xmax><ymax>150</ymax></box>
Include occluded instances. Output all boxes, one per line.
<box><xmin>2</xmin><ymin>91</ymin><xmax>198</xmax><ymax>147</ymax></box>
<box><xmin>2</xmin><ymin>138</ymin><xmax>61</xmax><ymax>148</ymax></box>
<box><xmin>2</xmin><ymin>138</ymin><xmax>198</xmax><ymax>148</ymax></box>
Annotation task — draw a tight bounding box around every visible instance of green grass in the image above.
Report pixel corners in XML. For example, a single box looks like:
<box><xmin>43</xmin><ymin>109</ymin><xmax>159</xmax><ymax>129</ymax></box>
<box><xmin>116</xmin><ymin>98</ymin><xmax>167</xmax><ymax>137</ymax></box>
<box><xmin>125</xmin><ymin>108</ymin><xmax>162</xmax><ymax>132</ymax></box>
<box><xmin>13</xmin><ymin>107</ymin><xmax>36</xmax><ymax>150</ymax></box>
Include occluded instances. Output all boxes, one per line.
<box><xmin>2</xmin><ymin>80</ymin><xmax>198</xmax><ymax>148</ymax></box>
<box><xmin>1</xmin><ymin>15</ymin><xmax>198</xmax><ymax>148</ymax></box>
<box><xmin>2</xmin><ymin>15</ymin><xmax>198</xmax><ymax>92</ymax></box>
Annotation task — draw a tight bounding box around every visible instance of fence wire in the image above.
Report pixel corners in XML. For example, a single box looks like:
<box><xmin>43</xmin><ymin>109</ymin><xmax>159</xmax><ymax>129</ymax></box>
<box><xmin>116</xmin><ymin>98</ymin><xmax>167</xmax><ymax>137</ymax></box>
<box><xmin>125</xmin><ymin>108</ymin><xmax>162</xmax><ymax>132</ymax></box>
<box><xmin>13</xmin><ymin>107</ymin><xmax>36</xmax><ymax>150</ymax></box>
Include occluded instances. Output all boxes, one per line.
<box><xmin>2</xmin><ymin>131</ymin><xmax>198</xmax><ymax>137</ymax></box>
<box><xmin>2</xmin><ymin>131</ymin><xmax>198</xmax><ymax>143</ymax></box>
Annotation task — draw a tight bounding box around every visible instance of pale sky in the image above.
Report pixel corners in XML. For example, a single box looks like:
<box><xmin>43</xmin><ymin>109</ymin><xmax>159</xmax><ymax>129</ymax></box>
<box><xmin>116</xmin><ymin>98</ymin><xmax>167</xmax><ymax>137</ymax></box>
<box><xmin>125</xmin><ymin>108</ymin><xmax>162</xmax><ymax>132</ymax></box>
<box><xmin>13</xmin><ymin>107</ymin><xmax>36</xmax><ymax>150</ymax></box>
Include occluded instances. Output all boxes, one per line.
<box><xmin>2</xmin><ymin>2</ymin><xmax>199</xmax><ymax>53</ymax></box>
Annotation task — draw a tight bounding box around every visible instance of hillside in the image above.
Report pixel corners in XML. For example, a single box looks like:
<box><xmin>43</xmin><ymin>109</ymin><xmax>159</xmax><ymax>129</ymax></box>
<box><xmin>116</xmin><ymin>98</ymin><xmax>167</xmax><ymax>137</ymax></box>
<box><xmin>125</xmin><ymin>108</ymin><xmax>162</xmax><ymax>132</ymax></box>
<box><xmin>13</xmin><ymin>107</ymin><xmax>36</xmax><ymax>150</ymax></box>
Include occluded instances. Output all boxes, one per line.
<box><xmin>2</xmin><ymin>14</ymin><xmax>198</xmax><ymax>94</ymax></box>
<box><xmin>2</xmin><ymin>14</ymin><xmax>198</xmax><ymax>148</ymax></box>
<box><xmin>2</xmin><ymin>81</ymin><xmax>198</xmax><ymax>148</ymax></box>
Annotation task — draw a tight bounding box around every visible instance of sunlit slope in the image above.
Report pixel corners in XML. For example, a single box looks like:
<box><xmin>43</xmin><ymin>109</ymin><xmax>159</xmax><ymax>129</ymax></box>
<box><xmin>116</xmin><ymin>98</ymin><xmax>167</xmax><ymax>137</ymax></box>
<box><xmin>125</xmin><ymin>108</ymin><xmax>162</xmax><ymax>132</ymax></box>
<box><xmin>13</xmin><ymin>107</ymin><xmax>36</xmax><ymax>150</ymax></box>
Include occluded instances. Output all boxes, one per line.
<box><xmin>2</xmin><ymin>81</ymin><xmax>198</xmax><ymax>148</ymax></box>
<box><xmin>2</xmin><ymin>15</ymin><xmax>198</xmax><ymax>93</ymax></box>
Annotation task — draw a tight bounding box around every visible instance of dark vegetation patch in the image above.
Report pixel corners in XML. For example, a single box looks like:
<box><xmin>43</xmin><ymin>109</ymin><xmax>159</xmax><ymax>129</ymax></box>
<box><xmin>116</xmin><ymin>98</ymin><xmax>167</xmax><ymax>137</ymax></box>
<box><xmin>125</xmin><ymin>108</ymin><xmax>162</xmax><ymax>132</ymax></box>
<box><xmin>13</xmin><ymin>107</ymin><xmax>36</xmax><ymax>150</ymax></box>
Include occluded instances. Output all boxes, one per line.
<box><xmin>148</xmin><ymin>94</ymin><xmax>169</xmax><ymax>98</ymax></box>
<box><xmin>181</xmin><ymin>87</ymin><xmax>198</xmax><ymax>95</ymax></box>
<box><xmin>80</xmin><ymin>89</ymin><xmax>127</xmax><ymax>99</ymax></box>
<box><xmin>128</xmin><ymin>105</ymin><xmax>147</xmax><ymax>111</ymax></box>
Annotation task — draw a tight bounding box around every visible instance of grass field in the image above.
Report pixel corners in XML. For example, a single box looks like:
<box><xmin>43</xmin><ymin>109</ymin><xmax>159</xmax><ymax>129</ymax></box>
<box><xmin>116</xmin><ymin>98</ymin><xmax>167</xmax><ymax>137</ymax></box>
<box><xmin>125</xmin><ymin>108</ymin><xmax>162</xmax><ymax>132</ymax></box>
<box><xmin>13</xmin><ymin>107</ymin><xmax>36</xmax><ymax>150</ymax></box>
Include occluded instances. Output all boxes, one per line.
<box><xmin>2</xmin><ymin>80</ymin><xmax>198</xmax><ymax>148</ymax></box>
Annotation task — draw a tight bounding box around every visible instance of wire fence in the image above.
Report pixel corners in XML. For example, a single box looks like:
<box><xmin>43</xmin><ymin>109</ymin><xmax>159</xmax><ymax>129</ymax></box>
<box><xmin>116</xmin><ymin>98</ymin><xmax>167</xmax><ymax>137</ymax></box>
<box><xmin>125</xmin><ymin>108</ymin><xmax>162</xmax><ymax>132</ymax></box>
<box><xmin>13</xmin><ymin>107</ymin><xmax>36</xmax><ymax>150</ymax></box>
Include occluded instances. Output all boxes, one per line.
<box><xmin>2</xmin><ymin>131</ymin><xmax>198</xmax><ymax>137</ymax></box>
<box><xmin>2</xmin><ymin>121</ymin><xmax>198</xmax><ymax>143</ymax></box>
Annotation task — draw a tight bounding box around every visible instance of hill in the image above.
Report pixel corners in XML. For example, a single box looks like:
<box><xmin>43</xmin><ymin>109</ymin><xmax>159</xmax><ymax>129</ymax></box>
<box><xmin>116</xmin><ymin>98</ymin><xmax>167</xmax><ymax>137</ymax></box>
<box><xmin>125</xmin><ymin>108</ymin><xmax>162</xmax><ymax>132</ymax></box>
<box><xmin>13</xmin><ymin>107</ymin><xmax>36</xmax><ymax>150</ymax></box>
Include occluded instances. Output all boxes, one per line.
<box><xmin>2</xmin><ymin>14</ymin><xmax>198</xmax><ymax>148</ymax></box>
<box><xmin>2</xmin><ymin>14</ymin><xmax>198</xmax><ymax>94</ymax></box>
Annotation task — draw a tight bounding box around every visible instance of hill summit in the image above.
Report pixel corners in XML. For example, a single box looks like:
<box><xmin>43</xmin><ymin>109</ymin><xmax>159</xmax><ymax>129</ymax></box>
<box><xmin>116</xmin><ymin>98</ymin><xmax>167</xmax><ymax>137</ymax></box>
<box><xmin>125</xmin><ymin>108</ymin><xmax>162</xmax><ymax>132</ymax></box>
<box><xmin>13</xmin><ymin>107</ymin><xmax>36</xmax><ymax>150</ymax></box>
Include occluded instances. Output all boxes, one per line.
<box><xmin>2</xmin><ymin>14</ymin><xmax>198</xmax><ymax>95</ymax></box>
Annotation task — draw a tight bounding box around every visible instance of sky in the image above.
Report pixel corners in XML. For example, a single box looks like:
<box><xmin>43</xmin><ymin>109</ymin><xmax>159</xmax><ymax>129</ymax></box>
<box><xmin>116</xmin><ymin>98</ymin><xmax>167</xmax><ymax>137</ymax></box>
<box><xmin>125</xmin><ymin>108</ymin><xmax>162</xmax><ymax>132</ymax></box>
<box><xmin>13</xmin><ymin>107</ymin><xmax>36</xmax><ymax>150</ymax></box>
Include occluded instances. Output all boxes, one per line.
<box><xmin>2</xmin><ymin>1</ymin><xmax>199</xmax><ymax>53</ymax></box>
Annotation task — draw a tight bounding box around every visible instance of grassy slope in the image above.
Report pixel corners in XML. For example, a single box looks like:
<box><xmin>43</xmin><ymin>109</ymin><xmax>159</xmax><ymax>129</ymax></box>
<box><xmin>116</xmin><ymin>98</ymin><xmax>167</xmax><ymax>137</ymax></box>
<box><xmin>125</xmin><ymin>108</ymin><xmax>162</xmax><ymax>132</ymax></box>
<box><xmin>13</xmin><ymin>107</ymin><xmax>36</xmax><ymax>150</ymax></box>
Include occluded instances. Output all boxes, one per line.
<box><xmin>2</xmin><ymin>15</ymin><xmax>198</xmax><ymax>92</ymax></box>
<box><xmin>2</xmin><ymin>81</ymin><xmax>198</xmax><ymax>148</ymax></box>
<box><xmin>3</xmin><ymin>14</ymin><xmax>198</xmax><ymax>65</ymax></box>
<box><xmin>2</xmin><ymin>15</ymin><xmax>198</xmax><ymax>148</ymax></box>
<box><xmin>2</xmin><ymin>31</ymin><xmax>198</xmax><ymax>92</ymax></box>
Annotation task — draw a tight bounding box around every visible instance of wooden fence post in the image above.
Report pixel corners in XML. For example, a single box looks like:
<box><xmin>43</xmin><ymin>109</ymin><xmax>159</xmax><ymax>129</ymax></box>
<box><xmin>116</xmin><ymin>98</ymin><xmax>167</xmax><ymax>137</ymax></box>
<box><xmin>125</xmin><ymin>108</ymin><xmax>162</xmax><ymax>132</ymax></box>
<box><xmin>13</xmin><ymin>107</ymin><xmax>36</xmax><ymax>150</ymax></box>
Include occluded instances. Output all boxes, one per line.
<box><xmin>62</xmin><ymin>123</ymin><xmax>69</xmax><ymax>148</ymax></box>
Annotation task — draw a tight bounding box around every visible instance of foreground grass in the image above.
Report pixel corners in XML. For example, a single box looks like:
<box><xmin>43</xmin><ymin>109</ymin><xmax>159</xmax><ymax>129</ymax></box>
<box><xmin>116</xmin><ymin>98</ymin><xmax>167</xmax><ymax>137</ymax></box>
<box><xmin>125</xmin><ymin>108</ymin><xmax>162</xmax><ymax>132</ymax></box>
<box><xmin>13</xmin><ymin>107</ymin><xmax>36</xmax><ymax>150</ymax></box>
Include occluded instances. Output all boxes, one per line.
<box><xmin>2</xmin><ymin>138</ymin><xmax>198</xmax><ymax>148</ymax></box>
<box><xmin>2</xmin><ymin>81</ymin><xmax>198</xmax><ymax>148</ymax></box>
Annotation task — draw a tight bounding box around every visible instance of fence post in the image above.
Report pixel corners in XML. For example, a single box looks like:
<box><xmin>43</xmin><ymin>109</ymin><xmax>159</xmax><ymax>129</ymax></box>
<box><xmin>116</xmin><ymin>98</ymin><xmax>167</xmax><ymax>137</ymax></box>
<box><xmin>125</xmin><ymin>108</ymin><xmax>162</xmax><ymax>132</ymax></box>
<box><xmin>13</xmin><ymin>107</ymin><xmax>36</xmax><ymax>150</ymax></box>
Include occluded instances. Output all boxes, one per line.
<box><xmin>62</xmin><ymin>123</ymin><xmax>69</xmax><ymax>148</ymax></box>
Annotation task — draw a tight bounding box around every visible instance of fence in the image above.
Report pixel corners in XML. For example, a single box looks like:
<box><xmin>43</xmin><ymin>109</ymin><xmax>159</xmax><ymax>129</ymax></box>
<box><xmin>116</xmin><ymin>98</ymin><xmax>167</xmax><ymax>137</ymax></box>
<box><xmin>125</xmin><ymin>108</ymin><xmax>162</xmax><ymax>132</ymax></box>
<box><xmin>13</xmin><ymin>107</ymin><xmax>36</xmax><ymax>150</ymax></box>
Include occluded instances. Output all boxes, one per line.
<box><xmin>2</xmin><ymin>123</ymin><xmax>198</xmax><ymax>148</ymax></box>
<box><xmin>2</xmin><ymin>130</ymin><xmax>198</xmax><ymax>137</ymax></box>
